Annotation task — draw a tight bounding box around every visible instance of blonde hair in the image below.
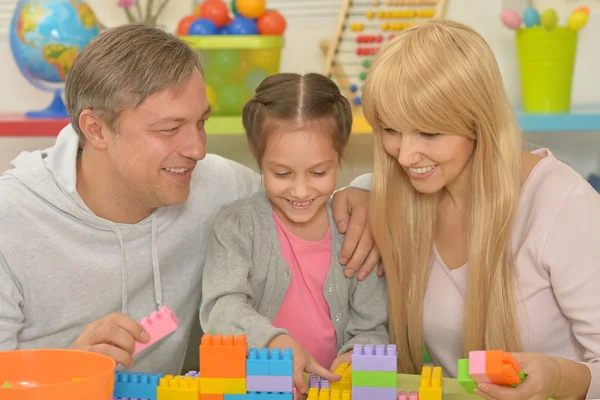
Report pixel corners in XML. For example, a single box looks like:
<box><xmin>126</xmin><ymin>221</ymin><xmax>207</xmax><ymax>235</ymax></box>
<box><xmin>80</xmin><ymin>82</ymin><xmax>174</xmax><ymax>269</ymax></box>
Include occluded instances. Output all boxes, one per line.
<box><xmin>65</xmin><ymin>23</ymin><xmax>202</xmax><ymax>141</ymax></box>
<box><xmin>362</xmin><ymin>20</ymin><xmax>523</xmax><ymax>373</ymax></box>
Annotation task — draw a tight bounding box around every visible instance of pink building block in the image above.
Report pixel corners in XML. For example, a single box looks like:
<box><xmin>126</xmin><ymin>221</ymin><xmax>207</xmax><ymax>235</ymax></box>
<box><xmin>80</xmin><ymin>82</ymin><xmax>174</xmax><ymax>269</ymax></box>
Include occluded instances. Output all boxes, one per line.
<box><xmin>398</xmin><ymin>391</ymin><xmax>408</xmax><ymax>400</ymax></box>
<box><xmin>409</xmin><ymin>391</ymin><xmax>419</xmax><ymax>400</ymax></box>
<box><xmin>469</xmin><ymin>351</ymin><xmax>492</xmax><ymax>384</ymax></box>
<box><xmin>134</xmin><ymin>305</ymin><xmax>180</xmax><ymax>354</ymax></box>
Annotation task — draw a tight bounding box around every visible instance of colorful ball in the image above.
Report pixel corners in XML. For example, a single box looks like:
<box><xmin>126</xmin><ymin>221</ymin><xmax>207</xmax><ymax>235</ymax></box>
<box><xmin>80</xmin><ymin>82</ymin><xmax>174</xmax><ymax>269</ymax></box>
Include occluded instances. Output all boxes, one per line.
<box><xmin>228</xmin><ymin>16</ymin><xmax>258</xmax><ymax>35</ymax></box>
<box><xmin>500</xmin><ymin>9</ymin><xmax>522</xmax><ymax>30</ymax></box>
<box><xmin>210</xmin><ymin>49</ymin><xmax>240</xmax><ymax>75</ymax></box>
<box><xmin>199</xmin><ymin>0</ymin><xmax>230</xmax><ymax>27</ymax></box>
<box><xmin>177</xmin><ymin>15</ymin><xmax>198</xmax><ymax>35</ymax></box>
<box><xmin>205</xmin><ymin>84</ymin><xmax>217</xmax><ymax>106</ymax></box>
<box><xmin>236</xmin><ymin>0</ymin><xmax>266</xmax><ymax>19</ymax></box>
<box><xmin>567</xmin><ymin>10</ymin><xmax>588</xmax><ymax>31</ymax></box>
<box><xmin>244</xmin><ymin>69</ymin><xmax>268</xmax><ymax>94</ymax></box>
<box><xmin>218</xmin><ymin>84</ymin><xmax>246</xmax><ymax>114</ymax></box>
<box><xmin>257</xmin><ymin>10</ymin><xmax>286</xmax><ymax>35</ymax></box>
<box><xmin>540</xmin><ymin>8</ymin><xmax>558</xmax><ymax>30</ymax></box>
<box><xmin>522</xmin><ymin>7</ymin><xmax>540</xmax><ymax>27</ymax></box>
<box><xmin>189</xmin><ymin>18</ymin><xmax>219</xmax><ymax>35</ymax></box>
<box><xmin>248</xmin><ymin>48</ymin><xmax>278</xmax><ymax>70</ymax></box>
<box><xmin>574</xmin><ymin>6</ymin><xmax>590</xmax><ymax>15</ymax></box>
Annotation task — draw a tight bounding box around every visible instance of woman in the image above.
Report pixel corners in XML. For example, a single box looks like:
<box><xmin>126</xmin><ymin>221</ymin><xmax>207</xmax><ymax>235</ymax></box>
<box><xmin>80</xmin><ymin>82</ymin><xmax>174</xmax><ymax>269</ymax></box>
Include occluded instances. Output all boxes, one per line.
<box><xmin>361</xmin><ymin>19</ymin><xmax>600</xmax><ymax>400</ymax></box>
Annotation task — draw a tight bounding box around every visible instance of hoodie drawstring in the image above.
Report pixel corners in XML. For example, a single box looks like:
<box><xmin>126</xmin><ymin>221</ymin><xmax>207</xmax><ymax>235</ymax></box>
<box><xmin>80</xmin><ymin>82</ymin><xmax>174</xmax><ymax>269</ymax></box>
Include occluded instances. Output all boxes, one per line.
<box><xmin>112</xmin><ymin>217</ymin><xmax>163</xmax><ymax>316</ymax></box>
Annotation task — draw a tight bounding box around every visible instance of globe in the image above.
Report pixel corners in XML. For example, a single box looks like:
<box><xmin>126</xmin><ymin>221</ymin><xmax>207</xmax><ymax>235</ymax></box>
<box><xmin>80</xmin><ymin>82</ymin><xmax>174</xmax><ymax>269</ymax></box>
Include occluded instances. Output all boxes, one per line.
<box><xmin>9</xmin><ymin>0</ymin><xmax>100</xmax><ymax>118</ymax></box>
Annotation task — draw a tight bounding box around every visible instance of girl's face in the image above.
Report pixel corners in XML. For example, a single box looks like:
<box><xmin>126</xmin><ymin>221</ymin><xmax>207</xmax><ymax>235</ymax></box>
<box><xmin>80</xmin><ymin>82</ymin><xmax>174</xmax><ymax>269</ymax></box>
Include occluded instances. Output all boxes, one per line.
<box><xmin>260</xmin><ymin>121</ymin><xmax>340</xmax><ymax>229</ymax></box>
<box><xmin>381</xmin><ymin>119</ymin><xmax>475</xmax><ymax>195</ymax></box>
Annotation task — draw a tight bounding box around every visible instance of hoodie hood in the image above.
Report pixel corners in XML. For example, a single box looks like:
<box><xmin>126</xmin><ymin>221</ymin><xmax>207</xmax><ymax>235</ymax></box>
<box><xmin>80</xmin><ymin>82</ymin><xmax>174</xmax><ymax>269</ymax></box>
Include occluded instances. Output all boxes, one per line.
<box><xmin>5</xmin><ymin>124</ymin><xmax>164</xmax><ymax>316</ymax></box>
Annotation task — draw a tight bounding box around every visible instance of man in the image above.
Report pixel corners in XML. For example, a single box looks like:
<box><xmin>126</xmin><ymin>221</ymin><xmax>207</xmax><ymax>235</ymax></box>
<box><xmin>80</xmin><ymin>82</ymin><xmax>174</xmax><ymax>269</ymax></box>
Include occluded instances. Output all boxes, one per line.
<box><xmin>0</xmin><ymin>24</ymin><xmax>380</xmax><ymax>375</ymax></box>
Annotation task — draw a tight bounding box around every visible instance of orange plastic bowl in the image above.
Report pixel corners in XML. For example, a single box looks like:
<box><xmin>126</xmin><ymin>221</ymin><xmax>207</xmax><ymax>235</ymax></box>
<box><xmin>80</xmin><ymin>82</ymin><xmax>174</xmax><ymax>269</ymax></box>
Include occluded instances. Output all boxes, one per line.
<box><xmin>0</xmin><ymin>349</ymin><xmax>116</xmax><ymax>400</ymax></box>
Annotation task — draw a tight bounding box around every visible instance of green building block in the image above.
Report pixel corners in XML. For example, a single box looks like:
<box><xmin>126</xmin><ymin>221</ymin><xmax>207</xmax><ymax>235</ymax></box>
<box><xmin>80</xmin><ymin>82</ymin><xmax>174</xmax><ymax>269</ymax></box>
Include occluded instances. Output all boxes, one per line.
<box><xmin>2</xmin><ymin>381</ymin><xmax>11</xmax><ymax>388</ymax></box>
<box><xmin>457</xmin><ymin>358</ymin><xmax>477</xmax><ymax>394</ymax></box>
<box><xmin>351</xmin><ymin>370</ymin><xmax>397</xmax><ymax>387</ymax></box>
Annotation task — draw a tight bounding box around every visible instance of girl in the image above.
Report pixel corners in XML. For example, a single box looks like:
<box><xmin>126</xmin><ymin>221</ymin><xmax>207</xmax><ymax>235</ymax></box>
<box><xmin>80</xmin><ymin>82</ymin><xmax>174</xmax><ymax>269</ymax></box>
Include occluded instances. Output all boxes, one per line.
<box><xmin>360</xmin><ymin>19</ymin><xmax>600</xmax><ymax>400</ymax></box>
<box><xmin>200</xmin><ymin>73</ymin><xmax>389</xmax><ymax>394</ymax></box>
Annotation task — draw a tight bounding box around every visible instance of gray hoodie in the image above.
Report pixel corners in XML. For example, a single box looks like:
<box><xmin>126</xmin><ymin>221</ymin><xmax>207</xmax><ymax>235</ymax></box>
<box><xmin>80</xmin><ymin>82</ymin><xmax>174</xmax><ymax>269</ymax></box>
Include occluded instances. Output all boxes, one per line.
<box><xmin>0</xmin><ymin>124</ymin><xmax>261</xmax><ymax>375</ymax></box>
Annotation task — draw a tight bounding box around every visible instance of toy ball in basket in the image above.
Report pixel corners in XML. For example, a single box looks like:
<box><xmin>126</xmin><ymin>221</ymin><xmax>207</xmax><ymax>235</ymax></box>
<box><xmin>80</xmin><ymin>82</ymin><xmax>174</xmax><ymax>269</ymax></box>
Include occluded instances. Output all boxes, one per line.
<box><xmin>0</xmin><ymin>349</ymin><xmax>116</xmax><ymax>400</ymax></box>
<box><xmin>177</xmin><ymin>0</ymin><xmax>286</xmax><ymax>116</ymax></box>
<box><xmin>500</xmin><ymin>6</ymin><xmax>590</xmax><ymax>113</ymax></box>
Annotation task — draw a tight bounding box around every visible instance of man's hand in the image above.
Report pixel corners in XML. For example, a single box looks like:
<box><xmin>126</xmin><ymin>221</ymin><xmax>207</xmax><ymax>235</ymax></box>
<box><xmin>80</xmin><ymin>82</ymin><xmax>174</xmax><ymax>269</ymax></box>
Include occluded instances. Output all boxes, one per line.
<box><xmin>268</xmin><ymin>334</ymin><xmax>340</xmax><ymax>394</ymax></box>
<box><xmin>71</xmin><ymin>312</ymin><xmax>149</xmax><ymax>368</ymax></box>
<box><xmin>331</xmin><ymin>188</ymin><xmax>382</xmax><ymax>280</ymax></box>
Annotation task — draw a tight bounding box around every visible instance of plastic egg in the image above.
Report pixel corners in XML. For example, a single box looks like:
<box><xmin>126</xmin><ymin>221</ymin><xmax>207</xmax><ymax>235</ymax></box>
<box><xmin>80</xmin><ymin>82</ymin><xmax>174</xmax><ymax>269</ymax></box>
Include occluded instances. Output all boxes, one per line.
<box><xmin>500</xmin><ymin>9</ymin><xmax>522</xmax><ymax>30</ymax></box>
<box><xmin>540</xmin><ymin>8</ymin><xmax>558</xmax><ymax>30</ymax></box>
<box><xmin>574</xmin><ymin>6</ymin><xmax>589</xmax><ymax>15</ymax></box>
<box><xmin>523</xmin><ymin>7</ymin><xmax>540</xmax><ymax>27</ymax></box>
<box><xmin>567</xmin><ymin>10</ymin><xmax>589</xmax><ymax>31</ymax></box>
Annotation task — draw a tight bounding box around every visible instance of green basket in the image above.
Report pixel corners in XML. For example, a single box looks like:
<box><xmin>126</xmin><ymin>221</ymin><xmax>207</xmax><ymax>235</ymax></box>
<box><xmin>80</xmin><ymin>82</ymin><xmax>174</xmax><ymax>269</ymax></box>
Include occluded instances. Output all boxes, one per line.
<box><xmin>181</xmin><ymin>35</ymin><xmax>284</xmax><ymax>116</ymax></box>
<box><xmin>516</xmin><ymin>26</ymin><xmax>578</xmax><ymax>113</ymax></box>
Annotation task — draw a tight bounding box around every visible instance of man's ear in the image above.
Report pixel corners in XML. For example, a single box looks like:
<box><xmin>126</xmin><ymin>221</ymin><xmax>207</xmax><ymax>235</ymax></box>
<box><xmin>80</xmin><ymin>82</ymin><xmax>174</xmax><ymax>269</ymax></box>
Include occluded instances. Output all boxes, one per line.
<box><xmin>78</xmin><ymin>110</ymin><xmax>110</xmax><ymax>150</ymax></box>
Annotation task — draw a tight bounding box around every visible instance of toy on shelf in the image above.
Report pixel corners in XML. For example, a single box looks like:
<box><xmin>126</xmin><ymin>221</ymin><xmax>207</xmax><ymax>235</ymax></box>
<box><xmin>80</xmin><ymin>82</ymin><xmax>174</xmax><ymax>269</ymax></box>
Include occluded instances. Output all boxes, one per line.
<box><xmin>500</xmin><ymin>5</ymin><xmax>590</xmax><ymax>113</ymax></box>
<box><xmin>322</xmin><ymin>0</ymin><xmax>449</xmax><ymax>117</ymax></box>
<box><xmin>457</xmin><ymin>350</ymin><xmax>526</xmax><ymax>394</ymax></box>
<box><xmin>134</xmin><ymin>305</ymin><xmax>180</xmax><ymax>354</ymax></box>
<box><xmin>177</xmin><ymin>0</ymin><xmax>286</xmax><ymax>116</ymax></box>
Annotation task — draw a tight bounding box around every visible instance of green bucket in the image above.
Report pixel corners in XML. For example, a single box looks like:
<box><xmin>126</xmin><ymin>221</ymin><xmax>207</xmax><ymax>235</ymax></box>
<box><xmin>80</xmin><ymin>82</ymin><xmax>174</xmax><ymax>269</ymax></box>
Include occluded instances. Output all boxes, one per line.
<box><xmin>516</xmin><ymin>26</ymin><xmax>578</xmax><ymax>113</ymax></box>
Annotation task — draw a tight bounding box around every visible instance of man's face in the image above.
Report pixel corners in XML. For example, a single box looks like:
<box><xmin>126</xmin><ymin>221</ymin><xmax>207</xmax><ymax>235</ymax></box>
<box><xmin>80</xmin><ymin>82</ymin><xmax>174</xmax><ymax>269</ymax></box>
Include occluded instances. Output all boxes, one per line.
<box><xmin>104</xmin><ymin>68</ymin><xmax>211</xmax><ymax>210</ymax></box>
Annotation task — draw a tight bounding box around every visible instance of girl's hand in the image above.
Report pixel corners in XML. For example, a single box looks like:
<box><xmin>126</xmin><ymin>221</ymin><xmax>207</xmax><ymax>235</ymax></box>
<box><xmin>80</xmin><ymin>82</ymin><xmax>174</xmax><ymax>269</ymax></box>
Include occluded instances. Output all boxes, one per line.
<box><xmin>268</xmin><ymin>334</ymin><xmax>341</xmax><ymax>395</ymax></box>
<box><xmin>330</xmin><ymin>350</ymin><xmax>353</xmax><ymax>372</ymax></box>
<box><xmin>475</xmin><ymin>353</ymin><xmax>560</xmax><ymax>400</ymax></box>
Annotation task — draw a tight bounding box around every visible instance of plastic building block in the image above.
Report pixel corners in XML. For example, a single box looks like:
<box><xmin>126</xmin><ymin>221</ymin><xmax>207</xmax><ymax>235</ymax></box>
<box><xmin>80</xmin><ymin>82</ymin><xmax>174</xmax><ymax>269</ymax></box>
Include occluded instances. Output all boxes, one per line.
<box><xmin>485</xmin><ymin>350</ymin><xmax>523</xmax><ymax>386</ymax></box>
<box><xmin>418</xmin><ymin>366</ymin><xmax>442</xmax><ymax>400</ymax></box>
<box><xmin>200</xmin><ymin>395</ymin><xmax>224</xmax><ymax>400</ymax></box>
<box><xmin>2</xmin><ymin>381</ymin><xmax>11</xmax><ymax>388</ymax></box>
<box><xmin>245</xmin><ymin>347</ymin><xmax>293</xmax><ymax>377</ymax></box>
<box><xmin>224</xmin><ymin>394</ymin><xmax>293</xmax><ymax>400</ymax></box>
<box><xmin>352</xmin><ymin>344</ymin><xmax>397</xmax><ymax>371</ymax></box>
<box><xmin>457</xmin><ymin>359</ymin><xmax>477</xmax><ymax>394</ymax></box>
<box><xmin>307</xmin><ymin>375</ymin><xmax>351</xmax><ymax>400</ymax></box>
<box><xmin>200</xmin><ymin>377</ymin><xmax>246</xmax><ymax>394</ymax></box>
<box><xmin>134</xmin><ymin>305</ymin><xmax>180</xmax><ymax>354</ymax></box>
<box><xmin>114</xmin><ymin>371</ymin><xmax>164</xmax><ymax>400</ymax></box>
<box><xmin>410</xmin><ymin>392</ymin><xmax>419</xmax><ymax>400</ymax></box>
<box><xmin>352</xmin><ymin>386</ymin><xmax>397</xmax><ymax>399</ymax></box>
<box><xmin>269</xmin><ymin>348</ymin><xmax>293</xmax><ymax>376</ymax></box>
<box><xmin>247</xmin><ymin>348</ymin><xmax>271</xmax><ymax>376</ymax></box>
<box><xmin>200</xmin><ymin>334</ymin><xmax>248</xmax><ymax>378</ymax></box>
<box><xmin>468</xmin><ymin>351</ymin><xmax>492</xmax><ymax>384</ymax></box>
<box><xmin>330</xmin><ymin>363</ymin><xmax>352</xmax><ymax>392</ymax></box>
<box><xmin>351</xmin><ymin>370</ymin><xmax>396</xmax><ymax>387</ymax></box>
<box><xmin>246</xmin><ymin>375</ymin><xmax>293</xmax><ymax>392</ymax></box>
<box><xmin>398</xmin><ymin>391</ymin><xmax>418</xmax><ymax>400</ymax></box>
<box><xmin>157</xmin><ymin>375</ymin><xmax>200</xmax><ymax>400</ymax></box>
<box><xmin>185</xmin><ymin>370</ymin><xmax>201</xmax><ymax>377</ymax></box>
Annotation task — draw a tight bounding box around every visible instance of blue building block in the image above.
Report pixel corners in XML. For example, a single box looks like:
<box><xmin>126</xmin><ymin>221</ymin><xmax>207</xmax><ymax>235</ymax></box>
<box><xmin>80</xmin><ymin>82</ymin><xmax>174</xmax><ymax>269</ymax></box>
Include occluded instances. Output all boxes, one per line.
<box><xmin>246</xmin><ymin>348</ymin><xmax>293</xmax><ymax>376</ymax></box>
<box><xmin>224</xmin><ymin>394</ymin><xmax>293</xmax><ymax>400</ymax></box>
<box><xmin>247</xmin><ymin>348</ymin><xmax>271</xmax><ymax>376</ymax></box>
<box><xmin>114</xmin><ymin>371</ymin><xmax>163</xmax><ymax>400</ymax></box>
<box><xmin>269</xmin><ymin>348</ymin><xmax>293</xmax><ymax>376</ymax></box>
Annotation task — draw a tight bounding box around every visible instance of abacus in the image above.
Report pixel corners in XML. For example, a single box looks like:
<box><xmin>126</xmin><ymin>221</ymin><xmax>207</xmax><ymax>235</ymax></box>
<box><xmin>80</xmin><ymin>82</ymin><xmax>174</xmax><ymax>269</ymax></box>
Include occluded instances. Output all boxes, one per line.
<box><xmin>322</xmin><ymin>0</ymin><xmax>449</xmax><ymax>119</ymax></box>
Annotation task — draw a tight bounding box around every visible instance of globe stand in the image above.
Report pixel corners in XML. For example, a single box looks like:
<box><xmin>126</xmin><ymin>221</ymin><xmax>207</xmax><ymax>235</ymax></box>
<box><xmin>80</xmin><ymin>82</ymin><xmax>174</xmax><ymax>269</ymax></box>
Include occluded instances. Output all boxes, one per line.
<box><xmin>25</xmin><ymin>89</ymin><xmax>69</xmax><ymax>119</ymax></box>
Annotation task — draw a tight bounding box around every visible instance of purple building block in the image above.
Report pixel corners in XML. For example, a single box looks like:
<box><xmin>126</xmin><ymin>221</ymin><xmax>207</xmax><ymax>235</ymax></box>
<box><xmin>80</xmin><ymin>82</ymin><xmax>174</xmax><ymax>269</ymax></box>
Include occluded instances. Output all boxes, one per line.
<box><xmin>247</xmin><ymin>375</ymin><xmax>293</xmax><ymax>392</ymax></box>
<box><xmin>309</xmin><ymin>375</ymin><xmax>320</xmax><ymax>389</ymax></box>
<box><xmin>184</xmin><ymin>370</ymin><xmax>200</xmax><ymax>377</ymax></box>
<box><xmin>352</xmin><ymin>344</ymin><xmax>398</xmax><ymax>372</ymax></box>
<box><xmin>352</xmin><ymin>386</ymin><xmax>397</xmax><ymax>400</ymax></box>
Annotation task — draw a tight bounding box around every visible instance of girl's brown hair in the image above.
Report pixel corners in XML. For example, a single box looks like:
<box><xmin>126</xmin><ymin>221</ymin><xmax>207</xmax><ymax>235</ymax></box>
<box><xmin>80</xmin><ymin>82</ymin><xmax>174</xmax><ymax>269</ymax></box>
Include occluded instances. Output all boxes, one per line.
<box><xmin>242</xmin><ymin>73</ymin><xmax>353</xmax><ymax>164</ymax></box>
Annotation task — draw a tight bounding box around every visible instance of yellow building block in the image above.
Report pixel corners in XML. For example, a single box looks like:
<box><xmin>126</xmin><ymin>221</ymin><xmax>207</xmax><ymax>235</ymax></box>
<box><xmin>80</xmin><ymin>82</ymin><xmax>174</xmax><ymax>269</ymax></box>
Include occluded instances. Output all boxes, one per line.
<box><xmin>330</xmin><ymin>363</ymin><xmax>352</xmax><ymax>393</ymax></box>
<box><xmin>157</xmin><ymin>375</ymin><xmax>201</xmax><ymax>400</ymax></box>
<box><xmin>199</xmin><ymin>377</ymin><xmax>245</xmax><ymax>394</ymax></box>
<box><xmin>418</xmin><ymin>366</ymin><xmax>443</xmax><ymax>400</ymax></box>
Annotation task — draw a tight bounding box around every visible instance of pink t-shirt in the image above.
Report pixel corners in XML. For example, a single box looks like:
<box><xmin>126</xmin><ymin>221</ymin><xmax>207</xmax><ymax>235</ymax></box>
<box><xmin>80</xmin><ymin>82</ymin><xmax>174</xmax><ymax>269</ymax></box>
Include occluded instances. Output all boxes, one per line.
<box><xmin>271</xmin><ymin>211</ymin><xmax>338</xmax><ymax>369</ymax></box>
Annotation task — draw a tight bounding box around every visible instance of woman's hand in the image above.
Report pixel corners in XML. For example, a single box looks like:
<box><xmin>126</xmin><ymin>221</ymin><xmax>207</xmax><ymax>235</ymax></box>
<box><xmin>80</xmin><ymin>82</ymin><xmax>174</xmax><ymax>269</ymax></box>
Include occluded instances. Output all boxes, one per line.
<box><xmin>330</xmin><ymin>350</ymin><xmax>353</xmax><ymax>372</ymax></box>
<box><xmin>475</xmin><ymin>352</ymin><xmax>584</xmax><ymax>400</ymax></box>
<box><xmin>268</xmin><ymin>334</ymin><xmax>341</xmax><ymax>395</ymax></box>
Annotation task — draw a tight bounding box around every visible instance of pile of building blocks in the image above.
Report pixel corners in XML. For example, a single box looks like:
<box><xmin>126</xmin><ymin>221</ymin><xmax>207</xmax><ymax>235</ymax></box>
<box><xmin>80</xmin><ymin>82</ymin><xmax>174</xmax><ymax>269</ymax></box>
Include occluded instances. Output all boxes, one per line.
<box><xmin>351</xmin><ymin>344</ymin><xmax>398</xmax><ymax>400</ymax></box>
<box><xmin>114</xmin><ymin>334</ymin><xmax>293</xmax><ymax>400</ymax></box>
<box><xmin>307</xmin><ymin>362</ymin><xmax>352</xmax><ymax>399</ymax></box>
<box><xmin>417</xmin><ymin>366</ymin><xmax>443</xmax><ymax>400</ymax></box>
<box><xmin>134</xmin><ymin>305</ymin><xmax>180</xmax><ymax>354</ymax></box>
<box><xmin>457</xmin><ymin>350</ymin><xmax>526</xmax><ymax>394</ymax></box>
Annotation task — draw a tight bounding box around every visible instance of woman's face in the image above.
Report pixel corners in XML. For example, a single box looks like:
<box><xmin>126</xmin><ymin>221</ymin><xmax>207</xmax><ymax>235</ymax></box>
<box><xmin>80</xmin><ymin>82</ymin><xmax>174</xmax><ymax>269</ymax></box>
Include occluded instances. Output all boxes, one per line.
<box><xmin>380</xmin><ymin>120</ymin><xmax>475</xmax><ymax>195</ymax></box>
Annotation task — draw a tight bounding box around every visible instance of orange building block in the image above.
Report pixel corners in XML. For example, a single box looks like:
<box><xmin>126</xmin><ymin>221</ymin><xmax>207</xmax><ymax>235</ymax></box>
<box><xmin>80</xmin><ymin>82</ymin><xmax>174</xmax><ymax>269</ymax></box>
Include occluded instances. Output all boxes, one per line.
<box><xmin>199</xmin><ymin>334</ymin><xmax>247</xmax><ymax>378</ymax></box>
<box><xmin>485</xmin><ymin>350</ymin><xmax>521</xmax><ymax>386</ymax></box>
<box><xmin>200</xmin><ymin>395</ymin><xmax>223</xmax><ymax>400</ymax></box>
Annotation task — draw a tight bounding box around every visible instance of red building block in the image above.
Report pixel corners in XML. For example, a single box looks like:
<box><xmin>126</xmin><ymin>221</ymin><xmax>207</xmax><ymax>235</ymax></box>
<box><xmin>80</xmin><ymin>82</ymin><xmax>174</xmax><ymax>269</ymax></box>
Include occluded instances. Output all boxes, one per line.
<box><xmin>200</xmin><ymin>334</ymin><xmax>247</xmax><ymax>378</ymax></box>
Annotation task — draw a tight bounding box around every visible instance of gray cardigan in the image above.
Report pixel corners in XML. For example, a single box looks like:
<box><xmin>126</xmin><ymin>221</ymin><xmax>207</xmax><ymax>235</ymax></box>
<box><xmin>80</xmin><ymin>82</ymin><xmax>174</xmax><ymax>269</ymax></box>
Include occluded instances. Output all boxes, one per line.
<box><xmin>199</xmin><ymin>191</ymin><xmax>389</xmax><ymax>356</ymax></box>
